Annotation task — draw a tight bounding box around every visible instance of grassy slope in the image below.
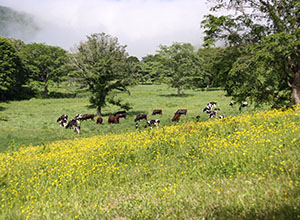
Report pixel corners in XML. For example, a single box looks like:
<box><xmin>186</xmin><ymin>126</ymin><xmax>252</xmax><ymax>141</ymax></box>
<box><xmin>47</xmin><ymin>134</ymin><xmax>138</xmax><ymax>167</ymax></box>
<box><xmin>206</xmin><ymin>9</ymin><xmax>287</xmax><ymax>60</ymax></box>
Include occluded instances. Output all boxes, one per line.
<box><xmin>0</xmin><ymin>84</ymin><xmax>253</xmax><ymax>152</ymax></box>
<box><xmin>0</xmin><ymin>107</ymin><xmax>299</xmax><ymax>219</ymax></box>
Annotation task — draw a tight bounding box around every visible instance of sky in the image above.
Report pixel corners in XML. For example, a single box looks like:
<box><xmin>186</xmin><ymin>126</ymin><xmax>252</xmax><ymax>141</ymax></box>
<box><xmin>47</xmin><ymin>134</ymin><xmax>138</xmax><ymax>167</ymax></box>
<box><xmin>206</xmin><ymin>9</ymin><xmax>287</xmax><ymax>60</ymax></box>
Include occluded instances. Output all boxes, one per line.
<box><xmin>0</xmin><ymin>0</ymin><xmax>211</xmax><ymax>58</ymax></box>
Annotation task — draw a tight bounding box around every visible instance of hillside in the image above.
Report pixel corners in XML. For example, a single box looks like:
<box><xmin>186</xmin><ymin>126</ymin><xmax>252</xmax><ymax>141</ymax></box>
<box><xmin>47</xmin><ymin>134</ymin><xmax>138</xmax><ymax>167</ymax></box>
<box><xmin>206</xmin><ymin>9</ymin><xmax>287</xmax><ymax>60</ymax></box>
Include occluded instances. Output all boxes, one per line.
<box><xmin>0</xmin><ymin>107</ymin><xmax>299</xmax><ymax>219</ymax></box>
<box><xmin>0</xmin><ymin>5</ymin><xmax>39</xmax><ymax>40</ymax></box>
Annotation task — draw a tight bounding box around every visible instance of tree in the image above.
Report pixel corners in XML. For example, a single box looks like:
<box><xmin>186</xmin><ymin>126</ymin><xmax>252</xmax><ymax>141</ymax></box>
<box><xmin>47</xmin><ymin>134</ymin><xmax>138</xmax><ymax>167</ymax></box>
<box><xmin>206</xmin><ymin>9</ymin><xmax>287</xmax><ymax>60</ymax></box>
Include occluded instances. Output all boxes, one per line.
<box><xmin>20</xmin><ymin>43</ymin><xmax>69</xmax><ymax>97</ymax></box>
<box><xmin>0</xmin><ymin>36</ymin><xmax>27</xmax><ymax>101</ymax></box>
<box><xmin>70</xmin><ymin>33</ymin><xmax>134</xmax><ymax>115</ymax></box>
<box><xmin>201</xmin><ymin>0</ymin><xmax>300</xmax><ymax>106</ymax></box>
<box><xmin>197</xmin><ymin>47</ymin><xmax>223</xmax><ymax>88</ymax></box>
<box><xmin>138</xmin><ymin>54</ymin><xmax>167</xmax><ymax>84</ymax></box>
<box><xmin>157</xmin><ymin>42</ymin><xmax>202</xmax><ymax>95</ymax></box>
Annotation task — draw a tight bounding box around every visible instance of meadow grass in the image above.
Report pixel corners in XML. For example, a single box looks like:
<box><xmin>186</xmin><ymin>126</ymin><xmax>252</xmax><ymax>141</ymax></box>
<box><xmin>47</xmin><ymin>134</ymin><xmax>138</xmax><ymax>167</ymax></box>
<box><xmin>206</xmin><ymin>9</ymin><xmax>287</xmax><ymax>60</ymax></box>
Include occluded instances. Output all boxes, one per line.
<box><xmin>0</xmin><ymin>106</ymin><xmax>299</xmax><ymax>219</ymax></box>
<box><xmin>0</xmin><ymin>84</ymin><xmax>254</xmax><ymax>152</ymax></box>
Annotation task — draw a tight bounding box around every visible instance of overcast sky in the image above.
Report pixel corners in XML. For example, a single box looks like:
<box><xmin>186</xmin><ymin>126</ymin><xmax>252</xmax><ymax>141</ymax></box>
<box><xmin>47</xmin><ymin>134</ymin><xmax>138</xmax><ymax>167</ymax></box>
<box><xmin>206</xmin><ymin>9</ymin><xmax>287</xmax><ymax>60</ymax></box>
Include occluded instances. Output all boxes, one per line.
<box><xmin>0</xmin><ymin>0</ymin><xmax>211</xmax><ymax>58</ymax></box>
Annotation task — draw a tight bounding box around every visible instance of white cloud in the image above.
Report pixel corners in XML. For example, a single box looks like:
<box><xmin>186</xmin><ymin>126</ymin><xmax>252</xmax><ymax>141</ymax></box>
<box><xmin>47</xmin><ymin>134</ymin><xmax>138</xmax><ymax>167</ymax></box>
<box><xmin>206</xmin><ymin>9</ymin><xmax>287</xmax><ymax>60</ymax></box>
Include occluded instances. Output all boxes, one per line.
<box><xmin>0</xmin><ymin>0</ymin><xmax>210</xmax><ymax>58</ymax></box>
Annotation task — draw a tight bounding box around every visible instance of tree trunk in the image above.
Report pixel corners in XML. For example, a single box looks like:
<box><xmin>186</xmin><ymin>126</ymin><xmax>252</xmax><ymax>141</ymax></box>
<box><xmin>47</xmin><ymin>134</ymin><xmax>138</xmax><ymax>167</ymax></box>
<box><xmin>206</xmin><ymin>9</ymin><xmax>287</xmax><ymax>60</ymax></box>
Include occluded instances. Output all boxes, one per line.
<box><xmin>181</xmin><ymin>88</ymin><xmax>184</xmax><ymax>95</ymax></box>
<box><xmin>177</xmin><ymin>87</ymin><xmax>181</xmax><ymax>96</ymax></box>
<box><xmin>44</xmin><ymin>84</ymin><xmax>48</xmax><ymax>98</ymax></box>
<box><xmin>292</xmin><ymin>86</ymin><xmax>300</xmax><ymax>105</ymax></box>
<box><xmin>291</xmin><ymin>71</ymin><xmax>300</xmax><ymax>105</ymax></box>
<box><xmin>97</xmin><ymin>107</ymin><xmax>102</xmax><ymax>116</ymax></box>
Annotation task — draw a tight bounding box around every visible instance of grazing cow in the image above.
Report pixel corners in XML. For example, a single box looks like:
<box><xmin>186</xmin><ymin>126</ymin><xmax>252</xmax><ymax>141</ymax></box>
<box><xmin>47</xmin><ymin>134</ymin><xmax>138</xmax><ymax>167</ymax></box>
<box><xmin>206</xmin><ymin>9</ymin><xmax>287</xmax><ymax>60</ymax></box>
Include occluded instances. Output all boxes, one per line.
<box><xmin>152</xmin><ymin>109</ymin><xmax>162</xmax><ymax>115</ymax></box>
<box><xmin>108</xmin><ymin>116</ymin><xmax>119</xmax><ymax>124</ymax></box>
<box><xmin>229</xmin><ymin>101</ymin><xmax>234</xmax><ymax>107</ymax></box>
<box><xmin>135</xmin><ymin>122</ymin><xmax>139</xmax><ymax>130</ymax></box>
<box><xmin>209</xmin><ymin>111</ymin><xmax>218</xmax><ymax>118</ymax></box>
<box><xmin>219</xmin><ymin>114</ymin><xmax>225</xmax><ymax>119</ymax></box>
<box><xmin>175</xmin><ymin>109</ymin><xmax>187</xmax><ymax>115</ymax></box>
<box><xmin>172</xmin><ymin>113</ymin><xmax>181</xmax><ymax>122</ymax></box>
<box><xmin>208</xmin><ymin>102</ymin><xmax>217</xmax><ymax>107</ymax></box>
<box><xmin>145</xmin><ymin>119</ymin><xmax>160</xmax><ymax>129</ymax></box>
<box><xmin>80</xmin><ymin>114</ymin><xmax>95</xmax><ymax>121</ymax></box>
<box><xmin>65</xmin><ymin>119</ymin><xmax>80</xmax><ymax>134</ymax></box>
<box><xmin>242</xmin><ymin>102</ymin><xmax>248</xmax><ymax>107</ymax></box>
<box><xmin>57</xmin><ymin>114</ymin><xmax>68</xmax><ymax>127</ymax></box>
<box><xmin>134</xmin><ymin>114</ymin><xmax>147</xmax><ymax>122</ymax></box>
<box><xmin>196</xmin><ymin>115</ymin><xmax>200</xmax><ymax>122</ymax></box>
<box><xmin>96</xmin><ymin>117</ymin><xmax>103</xmax><ymax>124</ymax></box>
<box><xmin>114</xmin><ymin>111</ymin><xmax>127</xmax><ymax>119</ymax></box>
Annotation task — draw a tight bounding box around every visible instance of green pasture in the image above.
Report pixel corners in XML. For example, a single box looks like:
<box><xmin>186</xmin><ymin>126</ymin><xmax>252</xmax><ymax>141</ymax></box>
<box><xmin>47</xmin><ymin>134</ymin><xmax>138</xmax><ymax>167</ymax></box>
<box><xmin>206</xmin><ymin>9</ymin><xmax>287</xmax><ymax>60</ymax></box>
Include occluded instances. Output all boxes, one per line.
<box><xmin>0</xmin><ymin>84</ymin><xmax>257</xmax><ymax>152</ymax></box>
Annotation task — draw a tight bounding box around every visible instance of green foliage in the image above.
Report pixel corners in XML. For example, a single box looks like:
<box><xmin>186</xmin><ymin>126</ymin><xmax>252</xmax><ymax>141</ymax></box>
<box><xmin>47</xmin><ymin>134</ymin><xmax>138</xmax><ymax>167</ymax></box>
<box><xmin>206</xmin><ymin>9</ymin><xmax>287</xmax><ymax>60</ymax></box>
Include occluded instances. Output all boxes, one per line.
<box><xmin>0</xmin><ymin>36</ymin><xmax>27</xmax><ymax>101</ymax></box>
<box><xmin>19</xmin><ymin>43</ymin><xmax>69</xmax><ymax>97</ymax></box>
<box><xmin>201</xmin><ymin>0</ymin><xmax>300</xmax><ymax>106</ymax></box>
<box><xmin>157</xmin><ymin>42</ymin><xmax>203</xmax><ymax>95</ymax></box>
<box><xmin>70</xmin><ymin>33</ymin><xmax>134</xmax><ymax>114</ymax></box>
<box><xmin>138</xmin><ymin>54</ymin><xmax>167</xmax><ymax>84</ymax></box>
<box><xmin>197</xmin><ymin>47</ymin><xmax>223</xmax><ymax>88</ymax></box>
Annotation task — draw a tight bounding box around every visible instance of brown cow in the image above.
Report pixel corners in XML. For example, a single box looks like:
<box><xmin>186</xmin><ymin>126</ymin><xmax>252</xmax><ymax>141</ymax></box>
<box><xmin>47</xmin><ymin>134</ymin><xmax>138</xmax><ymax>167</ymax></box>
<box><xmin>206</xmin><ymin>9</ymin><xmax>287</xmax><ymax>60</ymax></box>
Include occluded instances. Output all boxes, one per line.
<box><xmin>172</xmin><ymin>113</ymin><xmax>181</xmax><ymax>122</ymax></box>
<box><xmin>114</xmin><ymin>111</ymin><xmax>127</xmax><ymax>119</ymax></box>
<box><xmin>81</xmin><ymin>114</ymin><xmax>95</xmax><ymax>121</ymax></box>
<box><xmin>96</xmin><ymin>117</ymin><xmax>103</xmax><ymax>124</ymax></box>
<box><xmin>134</xmin><ymin>114</ymin><xmax>147</xmax><ymax>122</ymax></box>
<box><xmin>108</xmin><ymin>116</ymin><xmax>119</xmax><ymax>124</ymax></box>
<box><xmin>152</xmin><ymin>109</ymin><xmax>162</xmax><ymax>115</ymax></box>
<box><xmin>175</xmin><ymin>109</ymin><xmax>187</xmax><ymax>115</ymax></box>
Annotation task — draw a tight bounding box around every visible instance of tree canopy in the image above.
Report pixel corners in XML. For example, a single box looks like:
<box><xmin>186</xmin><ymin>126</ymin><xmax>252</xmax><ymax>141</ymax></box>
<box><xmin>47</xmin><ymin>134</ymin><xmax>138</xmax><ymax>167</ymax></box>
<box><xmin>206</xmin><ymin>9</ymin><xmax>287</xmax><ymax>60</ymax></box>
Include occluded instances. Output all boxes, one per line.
<box><xmin>0</xmin><ymin>36</ymin><xmax>27</xmax><ymax>101</ymax></box>
<box><xmin>20</xmin><ymin>43</ymin><xmax>69</xmax><ymax>97</ymax></box>
<box><xmin>157</xmin><ymin>42</ymin><xmax>202</xmax><ymax>95</ymax></box>
<box><xmin>70</xmin><ymin>33</ymin><xmax>134</xmax><ymax>115</ymax></box>
<box><xmin>202</xmin><ymin>0</ymin><xmax>300</xmax><ymax>106</ymax></box>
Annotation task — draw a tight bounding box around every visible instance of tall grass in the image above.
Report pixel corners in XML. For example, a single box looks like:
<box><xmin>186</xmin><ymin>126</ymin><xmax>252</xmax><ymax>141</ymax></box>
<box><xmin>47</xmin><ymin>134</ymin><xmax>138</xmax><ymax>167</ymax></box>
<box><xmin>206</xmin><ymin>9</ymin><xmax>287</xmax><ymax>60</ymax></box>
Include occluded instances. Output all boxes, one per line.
<box><xmin>0</xmin><ymin>107</ymin><xmax>299</xmax><ymax>219</ymax></box>
<box><xmin>0</xmin><ymin>85</ymin><xmax>255</xmax><ymax>152</ymax></box>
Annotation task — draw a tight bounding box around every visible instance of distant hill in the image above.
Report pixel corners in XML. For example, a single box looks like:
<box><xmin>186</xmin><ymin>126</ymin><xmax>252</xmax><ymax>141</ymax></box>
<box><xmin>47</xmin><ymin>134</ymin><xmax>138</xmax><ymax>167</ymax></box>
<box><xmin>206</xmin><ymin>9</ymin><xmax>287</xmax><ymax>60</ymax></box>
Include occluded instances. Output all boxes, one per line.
<box><xmin>0</xmin><ymin>5</ymin><xmax>39</xmax><ymax>40</ymax></box>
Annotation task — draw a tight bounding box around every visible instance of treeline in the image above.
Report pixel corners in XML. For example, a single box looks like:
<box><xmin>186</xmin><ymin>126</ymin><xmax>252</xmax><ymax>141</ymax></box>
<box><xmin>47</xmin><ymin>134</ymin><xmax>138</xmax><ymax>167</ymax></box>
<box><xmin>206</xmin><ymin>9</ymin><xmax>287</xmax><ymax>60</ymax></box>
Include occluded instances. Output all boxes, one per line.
<box><xmin>1</xmin><ymin>0</ymin><xmax>300</xmax><ymax>111</ymax></box>
<box><xmin>0</xmin><ymin>34</ymin><xmax>224</xmax><ymax>111</ymax></box>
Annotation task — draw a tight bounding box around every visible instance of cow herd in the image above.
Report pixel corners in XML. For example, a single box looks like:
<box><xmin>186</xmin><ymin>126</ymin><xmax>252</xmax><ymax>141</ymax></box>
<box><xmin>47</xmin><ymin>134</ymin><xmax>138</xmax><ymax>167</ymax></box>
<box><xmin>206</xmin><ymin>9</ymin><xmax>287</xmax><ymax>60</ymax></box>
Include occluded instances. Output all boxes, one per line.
<box><xmin>56</xmin><ymin>101</ymin><xmax>248</xmax><ymax>134</ymax></box>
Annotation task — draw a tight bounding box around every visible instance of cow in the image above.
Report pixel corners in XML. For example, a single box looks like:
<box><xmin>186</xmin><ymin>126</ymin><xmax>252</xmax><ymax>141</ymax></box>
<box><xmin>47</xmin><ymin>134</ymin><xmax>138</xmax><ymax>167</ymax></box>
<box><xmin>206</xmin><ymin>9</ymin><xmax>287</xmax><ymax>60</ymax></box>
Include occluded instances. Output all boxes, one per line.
<box><xmin>134</xmin><ymin>114</ymin><xmax>147</xmax><ymax>122</ymax></box>
<box><xmin>96</xmin><ymin>117</ymin><xmax>103</xmax><ymax>124</ymax></box>
<box><xmin>108</xmin><ymin>116</ymin><xmax>119</xmax><ymax>124</ymax></box>
<box><xmin>229</xmin><ymin>101</ymin><xmax>234</xmax><ymax>107</ymax></box>
<box><xmin>80</xmin><ymin>114</ymin><xmax>95</xmax><ymax>121</ymax></box>
<box><xmin>219</xmin><ymin>114</ymin><xmax>225</xmax><ymax>119</ymax></box>
<box><xmin>209</xmin><ymin>111</ymin><xmax>218</xmax><ymax>118</ymax></box>
<box><xmin>57</xmin><ymin>114</ymin><xmax>68</xmax><ymax>127</ymax></box>
<box><xmin>242</xmin><ymin>102</ymin><xmax>248</xmax><ymax>107</ymax></box>
<box><xmin>172</xmin><ymin>113</ymin><xmax>181</xmax><ymax>122</ymax></box>
<box><xmin>114</xmin><ymin>111</ymin><xmax>127</xmax><ymax>119</ymax></box>
<box><xmin>196</xmin><ymin>115</ymin><xmax>200</xmax><ymax>122</ymax></box>
<box><xmin>65</xmin><ymin>119</ymin><xmax>80</xmax><ymax>134</ymax></box>
<box><xmin>152</xmin><ymin>109</ymin><xmax>162</xmax><ymax>115</ymax></box>
<box><xmin>175</xmin><ymin>109</ymin><xmax>187</xmax><ymax>115</ymax></box>
<box><xmin>208</xmin><ymin>102</ymin><xmax>217</xmax><ymax>107</ymax></box>
<box><xmin>145</xmin><ymin>119</ymin><xmax>160</xmax><ymax>129</ymax></box>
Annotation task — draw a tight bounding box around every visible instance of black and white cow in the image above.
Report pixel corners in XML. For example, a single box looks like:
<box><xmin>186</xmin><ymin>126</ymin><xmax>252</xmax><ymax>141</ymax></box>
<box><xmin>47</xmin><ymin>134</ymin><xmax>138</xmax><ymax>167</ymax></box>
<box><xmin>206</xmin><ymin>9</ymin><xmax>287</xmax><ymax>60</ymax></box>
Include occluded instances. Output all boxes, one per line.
<box><xmin>209</xmin><ymin>111</ymin><xmax>218</xmax><ymax>118</ymax></box>
<box><xmin>57</xmin><ymin>114</ymin><xmax>68</xmax><ymax>127</ymax></box>
<box><xmin>145</xmin><ymin>119</ymin><xmax>160</xmax><ymax>129</ymax></box>
<box><xmin>219</xmin><ymin>114</ymin><xmax>225</xmax><ymax>119</ymax></box>
<box><xmin>242</xmin><ymin>102</ymin><xmax>248</xmax><ymax>107</ymax></box>
<box><xmin>65</xmin><ymin>119</ymin><xmax>80</xmax><ymax>134</ymax></box>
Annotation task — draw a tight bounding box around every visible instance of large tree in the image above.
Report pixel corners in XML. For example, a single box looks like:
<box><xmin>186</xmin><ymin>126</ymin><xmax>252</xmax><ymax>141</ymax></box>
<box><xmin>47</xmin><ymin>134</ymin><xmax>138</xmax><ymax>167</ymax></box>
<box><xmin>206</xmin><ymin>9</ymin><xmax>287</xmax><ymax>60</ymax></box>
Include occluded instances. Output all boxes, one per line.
<box><xmin>201</xmin><ymin>0</ymin><xmax>300</xmax><ymax>106</ymax></box>
<box><xmin>20</xmin><ymin>43</ymin><xmax>69</xmax><ymax>97</ymax></box>
<box><xmin>70</xmin><ymin>33</ymin><xmax>134</xmax><ymax>115</ymax></box>
<box><xmin>157</xmin><ymin>42</ymin><xmax>202</xmax><ymax>95</ymax></box>
<box><xmin>0</xmin><ymin>37</ymin><xmax>27</xmax><ymax>101</ymax></box>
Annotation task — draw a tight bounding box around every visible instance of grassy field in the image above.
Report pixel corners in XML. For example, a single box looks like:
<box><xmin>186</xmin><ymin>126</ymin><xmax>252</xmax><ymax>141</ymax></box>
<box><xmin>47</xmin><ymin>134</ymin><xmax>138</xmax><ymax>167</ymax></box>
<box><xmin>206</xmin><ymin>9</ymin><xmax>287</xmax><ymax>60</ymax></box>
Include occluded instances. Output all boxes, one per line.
<box><xmin>0</xmin><ymin>84</ymin><xmax>254</xmax><ymax>152</ymax></box>
<box><xmin>0</xmin><ymin>106</ymin><xmax>299</xmax><ymax>219</ymax></box>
